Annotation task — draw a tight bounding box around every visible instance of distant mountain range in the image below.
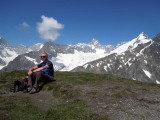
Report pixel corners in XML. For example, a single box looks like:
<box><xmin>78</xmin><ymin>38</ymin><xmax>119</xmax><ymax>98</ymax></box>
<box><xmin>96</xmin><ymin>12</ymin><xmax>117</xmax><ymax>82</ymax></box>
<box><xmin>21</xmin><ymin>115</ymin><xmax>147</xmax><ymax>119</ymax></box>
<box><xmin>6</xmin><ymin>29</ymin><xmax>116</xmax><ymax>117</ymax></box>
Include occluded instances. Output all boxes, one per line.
<box><xmin>0</xmin><ymin>32</ymin><xmax>160</xmax><ymax>84</ymax></box>
<box><xmin>0</xmin><ymin>37</ymin><xmax>115</xmax><ymax>72</ymax></box>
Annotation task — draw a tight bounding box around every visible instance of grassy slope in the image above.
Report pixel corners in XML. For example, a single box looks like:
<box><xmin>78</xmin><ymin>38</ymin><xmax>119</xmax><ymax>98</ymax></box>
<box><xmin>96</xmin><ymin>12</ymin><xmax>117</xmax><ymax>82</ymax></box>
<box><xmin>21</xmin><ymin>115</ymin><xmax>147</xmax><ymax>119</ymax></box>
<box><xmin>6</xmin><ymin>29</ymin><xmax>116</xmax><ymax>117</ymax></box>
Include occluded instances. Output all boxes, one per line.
<box><xmin>0</xmin><ymin>71</ymin><xmax>160</xmax><ymax>120</ymax></box>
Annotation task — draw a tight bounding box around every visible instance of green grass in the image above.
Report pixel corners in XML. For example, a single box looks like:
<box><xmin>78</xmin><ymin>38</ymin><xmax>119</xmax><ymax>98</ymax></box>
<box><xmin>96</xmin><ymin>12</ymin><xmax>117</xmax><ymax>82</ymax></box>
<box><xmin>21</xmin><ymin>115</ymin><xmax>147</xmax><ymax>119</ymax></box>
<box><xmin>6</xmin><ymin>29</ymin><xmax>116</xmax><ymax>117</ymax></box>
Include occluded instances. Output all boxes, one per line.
<box><xmin>0</xmin><ymin>96</ymin><xmax>109</xmax><ymax>120</ymax></box>
<box><xmin>1</xmin><ymin>70</ymin><xmax>159</xmax><ymax>98</ymax></box>
<box><xmin>0</xmin><ymin>70</ymin><xmax>27</xmax><ymax>89</ymax></box>
<box><xmin>0</xmin><ymin>70</ymin><xmax>159</xmax><ymax>120</ymax></box>
<box><xmin>46</xmin><ymin>99</ymin><xmax>108</xmax><ymax>120</ymax></box>
<box><xmin>0</xmin><ymin>70</ymin><xmax>155</xmax><ymax>87</ymax></box>
<box><xmin>54</xmin><ymin>71</ymin><xmax>144</xmax><ymax>85</ymax></box>
<box><xmin>0</xmin><ymin>96</ymin><xmax>44</xmax><ymax>120</ymax></box>
<box><xmin>0</xmin><ymin>70</ymin><xmax>113</xmax><ymax>120</ymax></box>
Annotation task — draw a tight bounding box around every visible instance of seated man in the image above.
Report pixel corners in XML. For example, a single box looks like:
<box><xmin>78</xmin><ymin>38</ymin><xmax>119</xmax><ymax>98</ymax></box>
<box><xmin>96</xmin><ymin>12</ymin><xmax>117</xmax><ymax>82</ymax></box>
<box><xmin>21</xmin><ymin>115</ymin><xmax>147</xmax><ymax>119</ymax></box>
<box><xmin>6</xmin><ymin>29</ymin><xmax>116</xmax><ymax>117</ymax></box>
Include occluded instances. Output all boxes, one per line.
<box><xmin>28</xmin><ymin>52</ymin><xmax>54</xmax><ymax>94</ymax></box>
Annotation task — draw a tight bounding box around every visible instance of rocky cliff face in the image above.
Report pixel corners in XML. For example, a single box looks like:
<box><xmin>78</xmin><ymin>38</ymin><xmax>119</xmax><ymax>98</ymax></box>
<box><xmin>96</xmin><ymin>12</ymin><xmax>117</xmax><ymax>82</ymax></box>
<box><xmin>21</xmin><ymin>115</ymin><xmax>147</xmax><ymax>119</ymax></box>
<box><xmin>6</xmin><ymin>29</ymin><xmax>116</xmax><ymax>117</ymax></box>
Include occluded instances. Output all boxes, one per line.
<box><xmin>72</xmin><ymin>33</ymin><xmax>160</xmax><ymax>84</ymax></box>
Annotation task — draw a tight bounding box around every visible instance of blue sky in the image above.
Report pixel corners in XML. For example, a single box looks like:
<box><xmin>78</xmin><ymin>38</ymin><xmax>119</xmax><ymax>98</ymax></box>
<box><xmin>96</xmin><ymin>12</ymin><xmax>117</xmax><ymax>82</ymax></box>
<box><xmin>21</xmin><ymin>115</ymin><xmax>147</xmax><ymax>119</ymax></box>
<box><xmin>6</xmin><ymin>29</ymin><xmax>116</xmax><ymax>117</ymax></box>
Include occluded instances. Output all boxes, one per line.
<box><xmin>0</xmin><ymin>0</ymin><xmax>160</xmax><ymax>46</ymax></box>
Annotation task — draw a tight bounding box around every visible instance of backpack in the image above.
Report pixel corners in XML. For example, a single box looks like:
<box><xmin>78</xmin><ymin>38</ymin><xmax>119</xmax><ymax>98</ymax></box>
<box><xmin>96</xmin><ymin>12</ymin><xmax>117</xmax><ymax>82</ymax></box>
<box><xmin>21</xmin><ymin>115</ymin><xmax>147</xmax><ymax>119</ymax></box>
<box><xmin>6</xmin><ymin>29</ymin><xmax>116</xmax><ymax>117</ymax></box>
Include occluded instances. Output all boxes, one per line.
<box><xmin>10</xmin><ymin>76</ymin><xmax>29</xmax><ymax>93</ymax></box>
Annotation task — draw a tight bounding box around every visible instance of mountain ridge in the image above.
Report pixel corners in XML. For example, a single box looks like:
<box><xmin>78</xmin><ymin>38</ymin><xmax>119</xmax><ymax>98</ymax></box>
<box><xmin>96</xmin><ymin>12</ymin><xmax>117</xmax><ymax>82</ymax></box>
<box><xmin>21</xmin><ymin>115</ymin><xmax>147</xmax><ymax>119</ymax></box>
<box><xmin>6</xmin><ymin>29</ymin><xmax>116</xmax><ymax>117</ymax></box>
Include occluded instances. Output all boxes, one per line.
<box><xmin>1</xmin><ymin>32</ymin><xmax>160</xmax><ymax>84</ymax></box>
<box><xmin>72</xmin><ymin>33</ymin><xmax>160</xmax><ymax>84</ymax></box>
<box><xmin>0</xmin><ymin>37</ymin><xmax>115</xmax><ymax>71</ymax></box>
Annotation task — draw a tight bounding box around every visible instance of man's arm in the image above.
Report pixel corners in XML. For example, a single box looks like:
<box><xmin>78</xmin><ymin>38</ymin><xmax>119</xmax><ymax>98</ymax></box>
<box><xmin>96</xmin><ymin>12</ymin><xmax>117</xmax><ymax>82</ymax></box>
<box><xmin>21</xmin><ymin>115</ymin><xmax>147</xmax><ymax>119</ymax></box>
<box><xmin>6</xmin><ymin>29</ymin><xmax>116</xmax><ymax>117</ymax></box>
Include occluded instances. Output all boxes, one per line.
<box><xmin>32</xmin><ymin>65</ymin><xmax>49</xmax><ymax>72</ymax></box>
<box><xmin>29</xmin><ymin>66</ymin><xmax>38</xmax><ymax>71</ymax></box>
<box><xmin>28</xmin><ymin>65</ymin><xmax>38</xmax><ymax>76</ymax></box>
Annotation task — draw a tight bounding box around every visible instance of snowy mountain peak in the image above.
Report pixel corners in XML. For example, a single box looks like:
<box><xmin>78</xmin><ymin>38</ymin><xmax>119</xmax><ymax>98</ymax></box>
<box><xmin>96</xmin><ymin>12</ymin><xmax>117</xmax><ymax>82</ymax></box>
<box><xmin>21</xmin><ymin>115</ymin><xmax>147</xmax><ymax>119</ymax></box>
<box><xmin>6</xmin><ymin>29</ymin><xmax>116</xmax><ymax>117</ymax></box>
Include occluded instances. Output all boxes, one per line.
<box><xmin>30</xmin><ymin>43</ymin><xmax>44</xmax><ymax>51</ymax></box>
<box><xmin>17</xmin><ymin>44</ymin><xmax>27</xmax><ymax>48</ymax></box>
<box><xmin>34</xmin><ymin>43</ymin><xmax>44</xmax><ymax>49</ymax></box>
<box><xmin>110</xmin><ymin>32</ymin><xmax>152</xmax><ymax>54</ymax></box>
<box><xmin>89</xmin><ymin>38</ymin><xmax>100</xmax><ymax>46</ymax></box>
<box><xmin>137</xmin><ymin>32</ymin><xmax>149</xmax><ymax>40</ymax></box>
<box><xmin>134</xmin><ymin>32</ymin><xmax>151</xmax><ymax>46</ymax></box>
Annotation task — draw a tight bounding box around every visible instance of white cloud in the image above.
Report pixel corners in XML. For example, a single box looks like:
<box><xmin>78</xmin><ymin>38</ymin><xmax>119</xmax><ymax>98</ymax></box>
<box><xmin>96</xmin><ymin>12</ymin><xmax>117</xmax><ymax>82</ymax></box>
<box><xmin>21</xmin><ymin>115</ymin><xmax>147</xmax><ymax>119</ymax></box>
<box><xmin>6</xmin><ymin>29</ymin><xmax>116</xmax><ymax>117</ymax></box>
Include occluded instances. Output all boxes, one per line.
<box><xmin>19</xmin><ymin>22</ymin><xmax>31</xmax><ymax>29</ymax></box>
<box><xmin>37</xmin><ymin>15</ymin><xmax>64</xmax><ymax>42</ymax></box>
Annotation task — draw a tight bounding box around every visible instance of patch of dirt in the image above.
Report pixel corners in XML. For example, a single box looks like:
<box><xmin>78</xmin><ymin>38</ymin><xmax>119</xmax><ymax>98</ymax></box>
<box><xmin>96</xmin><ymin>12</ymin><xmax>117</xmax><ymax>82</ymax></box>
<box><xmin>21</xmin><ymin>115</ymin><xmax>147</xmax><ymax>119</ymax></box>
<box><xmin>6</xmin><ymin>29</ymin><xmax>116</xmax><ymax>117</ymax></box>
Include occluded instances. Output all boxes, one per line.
<box><xmin>1</xmin><ymin>80</ymin><xmax>160</xmax><ymax>120</ymax></box>
<box><xmin>75</xmin><ymin>81</ymin><xmax>160</xmax><ymax>120</ymax></box>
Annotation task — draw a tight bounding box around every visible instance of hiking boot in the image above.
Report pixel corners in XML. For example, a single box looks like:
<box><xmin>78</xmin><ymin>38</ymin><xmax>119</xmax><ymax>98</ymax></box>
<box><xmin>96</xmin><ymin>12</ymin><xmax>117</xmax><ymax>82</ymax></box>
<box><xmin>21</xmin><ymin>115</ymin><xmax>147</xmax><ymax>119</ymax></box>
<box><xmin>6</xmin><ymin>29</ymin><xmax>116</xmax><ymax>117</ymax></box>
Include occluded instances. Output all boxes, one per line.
<box><xmin>38</xmin><ymin>82</ymin><xmax>44</xmax><ymax>87</ymax></box>
<box><xmin>29</xmin><ymin>87</ymin><xmax>37</xmax><ymax>94</ymax></box>
<box><xmin>27</xmin><ymin>87</ymin><xmax>32</xmax><ymax>92</ymax></box>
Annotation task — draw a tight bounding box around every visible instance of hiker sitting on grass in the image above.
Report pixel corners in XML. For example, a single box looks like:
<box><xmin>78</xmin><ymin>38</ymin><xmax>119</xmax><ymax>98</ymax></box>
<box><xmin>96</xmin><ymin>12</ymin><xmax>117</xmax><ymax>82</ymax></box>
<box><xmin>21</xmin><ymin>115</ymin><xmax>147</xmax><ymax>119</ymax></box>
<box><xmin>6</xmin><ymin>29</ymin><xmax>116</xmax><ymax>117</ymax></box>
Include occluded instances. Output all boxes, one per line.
<box><xmin>27</xmin><ymin>52</ymin><xmax>54</xmax><ymax>94</ymax></box>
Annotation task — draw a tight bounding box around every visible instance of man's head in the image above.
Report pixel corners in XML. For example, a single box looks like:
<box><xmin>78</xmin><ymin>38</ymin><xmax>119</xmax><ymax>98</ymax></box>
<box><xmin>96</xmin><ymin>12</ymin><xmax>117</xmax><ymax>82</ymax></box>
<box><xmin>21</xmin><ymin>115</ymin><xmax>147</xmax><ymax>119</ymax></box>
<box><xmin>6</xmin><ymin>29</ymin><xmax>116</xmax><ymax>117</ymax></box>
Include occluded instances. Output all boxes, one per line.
<box><xmin>40</xmin><ymin>52</ymin><xmax>48</xmax><ymax>61</ymax></box>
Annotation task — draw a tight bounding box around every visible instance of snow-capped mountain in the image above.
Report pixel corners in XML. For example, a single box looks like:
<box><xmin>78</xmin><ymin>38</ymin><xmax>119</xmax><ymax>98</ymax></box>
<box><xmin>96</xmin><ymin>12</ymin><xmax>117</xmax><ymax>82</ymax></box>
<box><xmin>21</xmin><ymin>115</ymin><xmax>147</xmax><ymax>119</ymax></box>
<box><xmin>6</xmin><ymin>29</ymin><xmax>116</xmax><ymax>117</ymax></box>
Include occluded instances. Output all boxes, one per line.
<box><xmin>0</xmin><ymin>37</ymin><xmax>18</xmax><ymax>69</ymax></box>
<box><xmin>0</xmin><ymin>38</ymin><xmax>45</xmax><ymax>70</ymax></box>
<box><xmin>0</xmin><ymin>38</ymin><xmax>114</xmax><ymax>72</ymax></box>
<box><xmin>50</xmin><ymin>38</ymin><xmax>114</xmax><ymax>71</ymax></box>
<box><xmin>14</xmin><ymin>44</ymin><xmax>31</xmax><ymax>54</ymax></box>
<box><xmin>110</xmin><ymin>32</ymin><xmax>151</xmax><ymax>54</ymax></box>
<box><xmin>72</xmin><ymin>33</ymin><xmax>160</xmax><ymax>84</ymax></box>
<box><xmin>52</xmin><ymin>49</ymin><xmax>108</xmax><ymax>71</ymax></box>
<box><xmin>1</xmin><ymin>32</ymin><xmax>160</xmax><ymax>84</ymax></box>
<box><xmin>74</xmin><ymin>38</ymin><xmax>114</xmax><ymax>53</ymax></box>
<box><xmin>29</xmin><ymin>43</ymin><xmax>44</xmax><ymax>51</ymax></box>
<box><xmin>89</xmin><ymin>38</ymin><xmax>101</xmax><ymax>46</ymax></box>
<box><xmin>14</xmin><ymin>43</ymin><xmax>44</xmax><ymax>54</ymax></box>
